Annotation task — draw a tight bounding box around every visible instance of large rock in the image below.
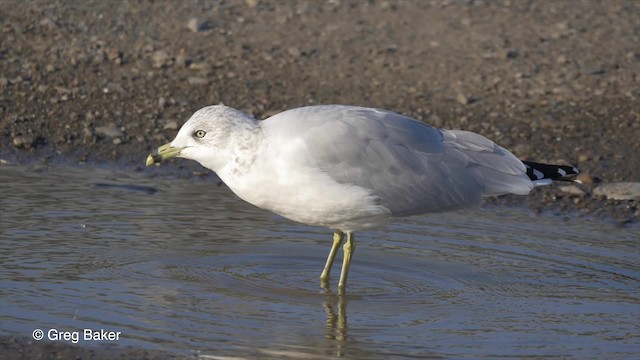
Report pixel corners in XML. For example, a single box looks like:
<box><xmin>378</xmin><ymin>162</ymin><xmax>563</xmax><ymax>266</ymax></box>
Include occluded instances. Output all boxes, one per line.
<box><xmin>593</xmin><ymin>182</ymin><xmax>640</xmax><ymax>201</ymax></box>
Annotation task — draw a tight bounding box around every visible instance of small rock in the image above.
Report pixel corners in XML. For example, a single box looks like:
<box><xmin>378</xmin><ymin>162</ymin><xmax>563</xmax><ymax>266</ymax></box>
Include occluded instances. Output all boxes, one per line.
<box><xmin>105</xmin><ymin>47</ymin><xmax>123</xmax><ymax>64</ymax></box>
<box><xmin>555</xmin><ymin>21</ymin><xmax>569</xmax><ymax>31</ymax></box>
<box><xmin>559</xmin><ymin>185</ymin><xmax>586</xmax><ymax>196</ymax></box>
<box><xmin>576</xmin><ymin>173</ymin><xmax>594</xmax><ymax>185</ymax></box>
<box><xmin>151</xmin><ymin>50</ymin><xmax>173</xmax><ymax>68</ymax></box>
<box><xmin>163</xmin><ymin>120</ymin><xmax>178</xmax><ymax>130</ymax></box>
<box><xmin>175</xmin><ymin>49</ymin><xmax>189</xmax><ymax>67</ymax></box>
<box><xmin>82</xmin><ymin>127</ymin><xmax>93</xmax><ymax>143</ymax></box>
<box><xmin>456</xmin><ymin>93</ymin><xmax>469</xmax><ymax>105</ymax></box>
<box><xmin>245</xmin><ymin>0</ymin><xmax>259</xmax><ymax>7</ymax></box>
<box><xmin>105</xmin><ymin>82</ymin><xmax>127</xmax><ymax>95</ymax></box>
<box><xmin>287</xmin><ymin>46</ymin><xmax>302</xmax><ymax>57</ymax></box>
<box><xmin>593</xmin><ymin>182</ymin><xmax>640</xmax><ymax>200</ymax></box>
<box><xmin>556</xmin><ymin>55</ymin><xmax>567</xmax><ymax>64</ymax></box>
<box><xmin>456</xmin><ymin>94</ymin><xmax>477</xmax><ymax>106</ymax></box>
<box><xmin>54</xmin><ymin>86</ymin><xmax>71</xmax><ymax>94</ymax></box>
<box><xmin>95</xmin><ymin>125</ymin><xmax>124</xmax><ymax>139</ymax></box>
<box><xmin>12</xmin><ymin>135</ymin><xmax>34</xmax><ymax>149</ymax></box>
<box><xmin>187</xmin><ymin>18</ymin><xmax>213</xmax><ymax>33</ymax></box>
<box><xmin>187</xmin><ymin>77</ymin><xmax>209</xmax><ymax>85</ymax></box>
<box><xmin>430</xmin><ymin>114</ymin><xmax>444</xmax><ymax>128</ymax></box>
<box><xmin>504</xmin><ymin>50</ymin><xmax>519</xmax><ymax>59</ymax></box>
<box><xmin>512</xmin><ymin>143</ymin><xmax>533</xmax><ymax>157</ymax></box>
<box><xmin>39</xmin><ymin>17</ymin><xmax>58</xmax><ymax>29</ymax></box>
<box><xmin>189</xmin><ymin>62</ymin><xmax>211</xmax><ymax>71</ymax></box>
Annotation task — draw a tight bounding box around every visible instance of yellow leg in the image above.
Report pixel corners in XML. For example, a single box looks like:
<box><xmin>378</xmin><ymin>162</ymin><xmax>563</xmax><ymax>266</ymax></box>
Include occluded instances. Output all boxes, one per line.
<box><xmin>320</xmin><ymin>230</ymin><xmax>344</xmax><ymax>284</ymax></box>
<box><xmin>338</xmin><ymin>232</ymin><xmax>355</xmax><ymax>294</ymax></box>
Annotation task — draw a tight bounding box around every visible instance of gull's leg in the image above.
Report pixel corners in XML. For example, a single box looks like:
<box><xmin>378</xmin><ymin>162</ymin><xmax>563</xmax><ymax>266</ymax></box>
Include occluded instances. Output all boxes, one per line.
<box><xmin>338</xmin><ymin>232</ymin><xmax>355</xmax><ymax>294</ymax></box>
<box><xmin>320</xmin><ymin>230</ymin><xmax>345</xmax><ymax>285</ymax></box>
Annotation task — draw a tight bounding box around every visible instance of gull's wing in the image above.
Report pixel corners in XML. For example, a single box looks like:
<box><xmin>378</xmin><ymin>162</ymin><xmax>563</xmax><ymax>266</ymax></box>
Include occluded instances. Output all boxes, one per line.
<box><xmin>263</xmin><ymin>105</ymin><xmax>533</xmax><ymax>216</ymax></box>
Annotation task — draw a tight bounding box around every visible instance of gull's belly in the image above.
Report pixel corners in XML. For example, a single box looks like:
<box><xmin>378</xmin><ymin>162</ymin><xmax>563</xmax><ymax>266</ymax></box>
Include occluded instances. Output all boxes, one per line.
<box><xmin>220</xmin><ymin>164</ymin><xmax>391</xmax><ymax>231</ymax></box>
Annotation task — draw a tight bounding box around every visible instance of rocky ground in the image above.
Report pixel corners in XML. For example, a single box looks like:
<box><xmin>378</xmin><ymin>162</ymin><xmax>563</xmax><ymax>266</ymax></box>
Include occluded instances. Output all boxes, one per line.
<box><xmin>0</xmin><ymin>0</ymin><xmax>638</xmax><ymax>357</ymax></box>
<box><xmin>2</xmin><ymin>0</ymin><xmax>639</xmax><ymax>224</ymax></box>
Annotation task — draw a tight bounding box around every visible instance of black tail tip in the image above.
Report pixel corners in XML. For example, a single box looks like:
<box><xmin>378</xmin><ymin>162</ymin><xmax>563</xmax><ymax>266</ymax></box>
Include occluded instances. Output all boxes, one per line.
<box><xmin>522</xmin><ymin>161</ymin><xmax>580</xmax><ymax>182</ymax></box>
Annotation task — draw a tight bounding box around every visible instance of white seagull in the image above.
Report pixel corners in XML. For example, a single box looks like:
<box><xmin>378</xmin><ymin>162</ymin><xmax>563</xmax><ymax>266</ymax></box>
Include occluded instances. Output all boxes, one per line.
<box><xmin>146</xmin><ymin>105</ymin><xmax>578</xmax><ymax>293</ymax></box>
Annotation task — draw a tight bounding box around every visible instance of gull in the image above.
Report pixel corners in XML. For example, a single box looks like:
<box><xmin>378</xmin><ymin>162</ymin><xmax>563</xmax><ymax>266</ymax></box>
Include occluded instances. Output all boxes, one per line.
<box><xmin>146</xmin><ymin>105</ymin><xmax>578</xmax><ymax>293</ymax></box>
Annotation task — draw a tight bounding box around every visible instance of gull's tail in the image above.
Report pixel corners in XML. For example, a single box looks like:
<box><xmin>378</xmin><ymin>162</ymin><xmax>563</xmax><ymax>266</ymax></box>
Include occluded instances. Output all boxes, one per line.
<box><xmin>522</xmin><ymin>161</ymin><xmax>580</xmax><ymax>186</ymax></box>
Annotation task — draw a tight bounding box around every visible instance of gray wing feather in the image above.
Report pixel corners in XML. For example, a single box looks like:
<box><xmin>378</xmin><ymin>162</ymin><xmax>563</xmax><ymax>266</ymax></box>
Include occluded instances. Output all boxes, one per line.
<box><xmin>265</xmin><ymin>105</ymin><xmax>533</xmax><ymax>216</ymax></box>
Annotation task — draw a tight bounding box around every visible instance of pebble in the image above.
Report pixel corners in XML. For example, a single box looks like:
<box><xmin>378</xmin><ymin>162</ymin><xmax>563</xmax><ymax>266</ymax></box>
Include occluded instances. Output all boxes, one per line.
<box><xmin>12</xmin><ymin>135</ymin><xmax>34</xmax><ymax>149</ymax></box>
<box><xmin>187</xmin><ymin>77</ymin><xmax>209</xmax><ymax>85</ymax></box>
<box><xmin>105</xmin><ymin>47</ymin><xmax>123</xmax><ymax>64</ymax></box>
<box><xmin>576</xmin><ymin>173</ymin><xmax>594</xmax><ymax>185</ymax></box>
<box><xmin>163</xmin><ymin>120</ymin><xmax>178</xmax><ymax>130</ymax></box>
<box><xmin>187</xmin><ymin>18</ymin><xmax>212</xmax><ymax>33</ymax></box>
<box><xmin>39</xmin><ymin>17</ymin><xmax>58</xmax><ymax>29</ymax></box>
<box><xmin>512</xmin><ymin>143</ymin><xmax>533</xmax><ymax>157</ymax></box>
<box><xmin>559</xmin><ymin>185</ymin><xmax>586</xmax><ymax>196</ymax></box>
<box><xmin>578</xmin><ymin>154</ymin><xmax>590</xmax><ymax>163</ymax></box>
<box><xmin>151</xmin><ymin>50</ymin><xmax>173</xmax><ymax>68</ymax></box>
<box><xmin>95</xmin><ymin>125</ymin><xmax>124</xmax><ymax>139</ymax></box>
<box><xmin>593</xmin><ymin>182</ymin><xmax>640</xmax><ymax>200</ymax></box>
<box><xmin>287</xmin><ymin>46</ymin><xmax>302</xmax><ymax>57</ymax></box>
<box><xmin>175</xmin><ymin>49</ymin><xmax>189</xmax><ymax>67</ymax></box>
<box><xmin>500</xmin><ymin>49</ymin><xmax>519</xmax><ymax>59</ymax></box>
<box><xmin>189</xmin><ymin>62</ymin><xmax>211</xmax><ymax>71</ymax></box>
<box><xmin>456</xmin><ymin>93</ymin><xmax>469</xmax><ymax>105</ymax></box>
<box><xmin>556</xmin><ymin>55</ymin><xmax>567</xmax><ymax>64</ymax></box>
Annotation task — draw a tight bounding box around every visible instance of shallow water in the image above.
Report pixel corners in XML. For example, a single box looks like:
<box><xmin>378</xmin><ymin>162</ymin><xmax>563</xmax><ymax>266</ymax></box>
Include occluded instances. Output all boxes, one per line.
<box><xmin>1</xmin><ymin>164</ymin><xmax>638</xmax><ymax>359</ymax></box>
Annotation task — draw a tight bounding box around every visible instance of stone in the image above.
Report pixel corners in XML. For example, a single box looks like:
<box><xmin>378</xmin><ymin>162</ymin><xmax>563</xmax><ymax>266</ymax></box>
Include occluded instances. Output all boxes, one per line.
<box><xmin>187</xmin><ymin>18</ymin><xmax>213</xmax><ymax>33</ymax></box>
<box><xmin>245</xmin><ymin>0</ymin><xmax>259</xmax><ymax>8</ymax></box>
<box><xmin>151</xmin><ymin>50</ymin><xmax>172</xmax><ymax>68</ymax></box>
<box><xmin>456</xmin><ymin>93</ymin><xmax>469</xmax><ymax>105</ymax></box>
<box><xmin>287</xmin><ymin>46</ymin><xmax>302</xmax><ymax>57</ymax></box>
<box><xmin>163</xmin><ymin>121</ymin><xmax>178</xmax><ymax>130</ymax></box>
<box><xmin>95</xmin><ymin>125</ymin><xmax>124</xmax><ymax>139</ymax></box>
<box><xmin>576</xmin><ymin>173</ymin><xmax>594</xmax><ymax>185</ymax></box>
<box><xmin>105</xmin><ymin>48</ymin><xmax>123</xmax><ymax>64</ymax></box>
<box><xmin>12</xmin><ymin>135</ymin><xmax>34</xmax><ymax>149</ymax></box>
<box><xmin>593</xmin><ymin>182</ymin><xmax>640</xmax><ymax>200</ymax></box>
<box><xmin>187</xmin><ymin>77</ymin><xmax>209</xmax><ymax>85</ymax></box>
<box><xmin>559</xmin><ymin>185</ymin><xmax>586</xmax><ymax>196</ymax></box>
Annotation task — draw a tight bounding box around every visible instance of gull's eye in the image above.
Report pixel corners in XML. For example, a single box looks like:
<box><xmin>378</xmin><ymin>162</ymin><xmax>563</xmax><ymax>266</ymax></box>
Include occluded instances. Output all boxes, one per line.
<box><xmin>194</xmin><ymin>130</ymin><xmax>206</xmax><ymax>138</ymax></box>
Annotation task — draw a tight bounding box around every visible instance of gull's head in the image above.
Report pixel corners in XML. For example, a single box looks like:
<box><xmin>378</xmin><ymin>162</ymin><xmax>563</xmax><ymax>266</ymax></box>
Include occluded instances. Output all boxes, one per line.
<box><xmin>146</xmin><ymin>105</ymin><xmax>256</xmax><ymax>172</ymax></box>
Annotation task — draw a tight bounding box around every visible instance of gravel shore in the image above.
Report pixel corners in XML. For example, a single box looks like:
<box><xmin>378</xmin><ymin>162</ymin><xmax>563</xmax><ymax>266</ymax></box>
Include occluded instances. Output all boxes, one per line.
<box><xmin>2</xmin><ymin>0</ymin><xmax>639</xmax><ymax>224</ymax></box>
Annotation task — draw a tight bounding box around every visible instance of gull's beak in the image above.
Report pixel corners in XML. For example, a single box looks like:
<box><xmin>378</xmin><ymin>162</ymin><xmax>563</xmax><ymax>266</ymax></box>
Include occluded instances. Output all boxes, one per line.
<box><xmin>146</xmin><ymin>143</ymin><xmax>184</xmax><ymax>166</ymax></box>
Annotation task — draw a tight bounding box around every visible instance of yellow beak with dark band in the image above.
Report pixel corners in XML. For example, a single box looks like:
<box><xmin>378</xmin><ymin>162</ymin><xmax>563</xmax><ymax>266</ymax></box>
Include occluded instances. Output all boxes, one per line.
<box><xmin>145</xmin><ymin>143</ymin><xmax>184</xmax><ymax>166</ymax></box>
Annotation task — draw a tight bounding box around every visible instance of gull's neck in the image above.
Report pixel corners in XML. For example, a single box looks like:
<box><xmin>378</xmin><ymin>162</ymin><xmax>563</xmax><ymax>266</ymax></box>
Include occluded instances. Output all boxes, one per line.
<box><xmin>216</xmin><ymin>114</ymin><xmax>263</xmax><ymax>182</ymax></box>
